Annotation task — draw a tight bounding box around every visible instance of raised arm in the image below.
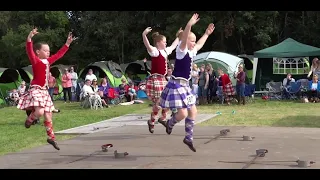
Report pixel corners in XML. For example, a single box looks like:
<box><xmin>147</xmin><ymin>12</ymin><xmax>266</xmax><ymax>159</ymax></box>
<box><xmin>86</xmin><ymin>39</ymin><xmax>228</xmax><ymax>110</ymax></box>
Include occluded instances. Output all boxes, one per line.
<box><xmin>48</xmin><ymin>32</ymin><xmax>75</xmax><ymax>64</ymax></box>
<box><xmin>194</xmin><ymin>23</ymin><xmax>215</xmax><ymax>52</ymax></box>
<box><xmin>142</xmin><ymin>27</ymin><xmax>156</xmax><ymax>53</ymax></box>
<box><xmin>26</xmin><ymin>28</ymin><xmax>39</xmax><ymax>65</ymax></box>
<box><xmin>166</xmin><ymin>28</ymin><xmax>183</xmax><ymax>53</ymax></box>
<box><xmin>180</xmin><ymin>14</ymin><xmax>200</xmax><ymax>51</ymax></box>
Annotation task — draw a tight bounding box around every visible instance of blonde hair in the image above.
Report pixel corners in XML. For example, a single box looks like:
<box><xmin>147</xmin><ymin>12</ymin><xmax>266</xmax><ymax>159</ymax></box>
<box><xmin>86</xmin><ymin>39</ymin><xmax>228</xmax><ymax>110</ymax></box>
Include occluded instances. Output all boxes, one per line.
<box><xmin>176</xmin><ymin>31</ymin><xmax>195</xmax><ymax>40</ymax></box>
<box><xmin>151</xmin><ymin>32</ymin><xmax>165</xmax><ymax>46</ymax></box>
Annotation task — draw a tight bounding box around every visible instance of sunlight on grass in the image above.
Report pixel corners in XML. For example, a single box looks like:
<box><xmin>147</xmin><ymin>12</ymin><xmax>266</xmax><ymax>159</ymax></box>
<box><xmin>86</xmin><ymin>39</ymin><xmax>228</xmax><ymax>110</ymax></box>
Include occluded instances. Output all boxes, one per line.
<box><xmin>198</xmin><ymin>99</ymin><xmax>320</xmax><ymax>127</ymax></box>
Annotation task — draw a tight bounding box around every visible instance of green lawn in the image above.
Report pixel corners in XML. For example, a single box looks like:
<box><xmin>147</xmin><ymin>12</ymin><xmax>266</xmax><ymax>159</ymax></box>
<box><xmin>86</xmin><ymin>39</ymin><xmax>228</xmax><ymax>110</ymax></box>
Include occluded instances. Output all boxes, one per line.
<box><xmin>0</xmin><ymin>99</ymin><xmax>320</xmax><ymax>155</ymax></box>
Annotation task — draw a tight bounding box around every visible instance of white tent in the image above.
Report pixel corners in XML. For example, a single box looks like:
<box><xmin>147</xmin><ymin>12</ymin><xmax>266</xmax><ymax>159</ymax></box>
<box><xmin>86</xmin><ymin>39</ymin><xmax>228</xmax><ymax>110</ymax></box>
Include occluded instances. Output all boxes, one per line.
<box><xmin>193</xmin><ymin>51</ymin><xmax>244</xmax><ymax>85</ymax></box>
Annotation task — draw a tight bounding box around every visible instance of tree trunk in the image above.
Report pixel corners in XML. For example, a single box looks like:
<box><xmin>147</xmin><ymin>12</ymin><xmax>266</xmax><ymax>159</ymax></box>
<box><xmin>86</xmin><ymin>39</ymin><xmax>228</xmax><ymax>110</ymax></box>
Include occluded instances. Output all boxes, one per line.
<box><xmin>121</xmin><ymin>31</ymin><xmax>124</xmax><ymax>64</ymax></box>
<box><xmin>302</xmin><ymin>11</ymin><xmax>305</xmax><ymax>26</ymax></box>
<box><xmin>239</xmin><ymin>34</ymin><xmax>245</xmax><ymax>54</ymax></box>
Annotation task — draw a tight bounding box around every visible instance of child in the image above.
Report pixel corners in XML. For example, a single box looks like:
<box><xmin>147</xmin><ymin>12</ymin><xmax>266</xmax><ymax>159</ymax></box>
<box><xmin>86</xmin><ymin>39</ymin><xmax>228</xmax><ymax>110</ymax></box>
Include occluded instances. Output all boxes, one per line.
<box><xmin>127</xmin><ymin>82</ymin><xmax>137</xmax><ymax>101</ymax></box>
<box><xmin>142</xmin><ymin>26</ymin><xmax>182</xmax><ymax>134</ymax></box>
<box><xmin>17</xmin><ymin>28</ymin><xmax>75</xmax><ymax>150</ymax></box>
<box><xmin>160</xmin><ymin>13</ymin><xmax>215</xmax><ymax>152</ymax></box>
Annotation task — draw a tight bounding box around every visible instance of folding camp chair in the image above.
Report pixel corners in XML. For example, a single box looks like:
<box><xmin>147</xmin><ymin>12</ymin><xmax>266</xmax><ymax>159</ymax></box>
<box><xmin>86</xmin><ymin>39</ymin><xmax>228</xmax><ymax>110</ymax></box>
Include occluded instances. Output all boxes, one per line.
<box><xmin>265</xmin><ymin>81</ymin><xmax>283</xmax><ymax>100</ymax></box>
<box><xmin>244</xmin><ymin>84</ymin><xmax>256</xmax><ymax>103</ymax></box>
<box><xmin>287</xmin><ymin>81</ymin><xmax>302</xmax><ymax>100</ymax></box>
<box><xmin>297</xmin><ymin>79</ymin><xmax>309</xmax><ymax>98</ymax></box>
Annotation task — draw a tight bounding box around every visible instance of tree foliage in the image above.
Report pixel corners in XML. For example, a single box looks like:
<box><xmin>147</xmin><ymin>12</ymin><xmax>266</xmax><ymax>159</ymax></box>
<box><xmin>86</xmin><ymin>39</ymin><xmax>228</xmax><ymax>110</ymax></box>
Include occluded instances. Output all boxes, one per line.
<box><xmin>1</xmin><ymin>11</ymin><xmax>320</xmax><ymax>69</ymax></box>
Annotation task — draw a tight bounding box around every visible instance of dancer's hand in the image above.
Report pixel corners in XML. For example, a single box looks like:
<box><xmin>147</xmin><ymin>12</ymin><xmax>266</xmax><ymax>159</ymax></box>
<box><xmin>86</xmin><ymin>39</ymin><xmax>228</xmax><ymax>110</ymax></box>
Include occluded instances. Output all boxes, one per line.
<box><xmin>65</xmin><ymin>32</ymin><xmax>76</xmax><ymax>46</ymax></box>
<box><xmin>176</xmin><ymin>27</ymin><xmax>183</xmax><ymax>38</ymax></box>
<box><xmin>187</xmin><ymin>13</ymin><xmax>200</xmax><ymax>26</ymax></box>
<box><xmin>205</xmin><ymin>23</ymin><xmax>215</xmax><ymax>36</ymax></box>
<box><xmin>142</xmin><ymin>27</ymin><xmax>152</xmax><ymax>36</ymax></box>
<box><xmin>28</xmin><ymin>28</ymin><xmax>39</xmax><ymax>40</ymax></box>
<box><xmin>143</xmin><ymin>58</ymin><xmax>147</xmax><ymax>63</ymax></box>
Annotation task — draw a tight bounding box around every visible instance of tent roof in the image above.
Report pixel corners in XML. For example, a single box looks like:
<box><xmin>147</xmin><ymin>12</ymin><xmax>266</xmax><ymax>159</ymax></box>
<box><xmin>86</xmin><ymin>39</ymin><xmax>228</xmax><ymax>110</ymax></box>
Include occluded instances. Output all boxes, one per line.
<box><xmin>22</xmin><ymin>65</ymin><xmax>33</xmax><ymax>74</ymax></box>
<box><xmin>0</xmin><ymin>68</ymin><xmax>8</xmax><ymax>74</ymax></box>
<box><xmin>254</xmin><ymin>38</ymin><xmax>320</xmax><ymax>58</ymax></box>
<box><xmin>51</xmin><ymin>64</ymin><xmax>73</xmax><ymax>72</ymax></box>
<box><xmin>193</xmin><ymin>51</ymin><xmax>243</xmax><ymax>69</ymax></box>
<box><xmin>120</xmin><ymin>60</ymin><xmax>151</xmax><ymax>73</ymax></box>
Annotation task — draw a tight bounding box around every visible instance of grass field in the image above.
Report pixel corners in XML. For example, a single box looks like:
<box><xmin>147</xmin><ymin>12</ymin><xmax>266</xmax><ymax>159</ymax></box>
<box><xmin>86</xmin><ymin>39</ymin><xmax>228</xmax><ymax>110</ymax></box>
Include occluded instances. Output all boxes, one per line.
<box><xmin>0</xmin><ymin>99</ymin><xmax>319</xmax><ymax>155</ymax></box>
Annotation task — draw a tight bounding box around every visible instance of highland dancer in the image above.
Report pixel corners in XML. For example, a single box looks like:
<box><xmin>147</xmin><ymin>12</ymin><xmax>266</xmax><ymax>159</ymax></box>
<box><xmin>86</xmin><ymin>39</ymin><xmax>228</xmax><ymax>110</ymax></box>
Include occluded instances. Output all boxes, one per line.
<box><xmin>142</xmin><ymin>27</ymin><xmax>182</xmax><ymax>133</ymax></box>
<box><xmin>17</xmin><ymin>28</ymin><xmax>74</xmax><ymax>150</ymax></box>
<box><xmin>160</xmin><ymin>13</ymin><xmax>215</xmax><ymax>152</ymax></box>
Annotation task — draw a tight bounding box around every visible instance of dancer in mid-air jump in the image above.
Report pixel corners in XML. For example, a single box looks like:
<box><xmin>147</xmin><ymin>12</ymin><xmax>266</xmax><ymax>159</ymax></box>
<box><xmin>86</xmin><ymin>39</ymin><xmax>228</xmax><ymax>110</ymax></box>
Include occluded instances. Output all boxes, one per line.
<box><xmin>17</xmin><ymin>28</ymin><xmax>75</xmax><ymax>150</ymax></box>
<box><xmin>142</xmin><ymin>26</ymin><xmax>182</xmax><ymax>134</ymax></box>
<box><xmin>160</xmin><ymin>13</ymin><xmax>215</xmax><ymax>152</ymax></box>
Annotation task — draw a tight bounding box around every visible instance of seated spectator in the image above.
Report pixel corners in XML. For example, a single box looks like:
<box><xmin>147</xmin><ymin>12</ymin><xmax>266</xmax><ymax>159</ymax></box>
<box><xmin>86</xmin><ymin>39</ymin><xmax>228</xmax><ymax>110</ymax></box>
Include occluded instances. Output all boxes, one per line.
<box><xmin>119</xmin><ymin>78</ymin><xmax>138</xmax><ymax>102</ymax></box>
<box><xmin>308</xmin><ymin>74</ymin><xmax>320</xmax><ymax>102</ymax></box>
<box><xmin>91</xmin><ymin>79</ymin><xmax>99</xmax><ymax>93</ymax></box>
<box><xmin>282</xmin><ymin>73</ymin><xmax>295</xmax><ymax>99</ymax></box>
<box><xmin>99</xmin><ymin>78</ymin><xmax>111</xmax><ymax>100</ymax></box>
<box><xmin>9</xmin><ymin>89</ymin><xmax>20</xmax><ymax>105</ymax></box>
<box><xmin>119</xmin><ymin>78</ymin><xmax>127</xmax><ymax>96</ymax></box>
<box><xmin>17</xmin><ymin>81</ymin><xmax>27</xmax><ymax>96</ymax></box>
<box><xmin>81</xmin><ymin>79</ymin><xmax>108</xmax><ymax>107</ymax></box>
<box><xmin>127</xmin><ymin>82</ymin><xmax>137</xmax><ymax>102</ymax></box>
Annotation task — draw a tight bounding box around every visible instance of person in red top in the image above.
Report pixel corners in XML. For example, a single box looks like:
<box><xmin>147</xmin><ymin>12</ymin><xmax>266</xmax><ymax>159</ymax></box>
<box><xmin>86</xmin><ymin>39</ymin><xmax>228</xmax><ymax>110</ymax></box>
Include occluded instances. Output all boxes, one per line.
<box><xmin>217</xmin><ymin>68</ymin><xmax>235</xmax><ymax>105</ymax></box>
<box><xmin>142</xmin><ymin>26</ymin><xmax>181</xmax><ymax>134</ymax></box>
<box><xmin>17</xmin><ymin>28</ymin><xmax>75</xmax><ymax>150</ymax></box>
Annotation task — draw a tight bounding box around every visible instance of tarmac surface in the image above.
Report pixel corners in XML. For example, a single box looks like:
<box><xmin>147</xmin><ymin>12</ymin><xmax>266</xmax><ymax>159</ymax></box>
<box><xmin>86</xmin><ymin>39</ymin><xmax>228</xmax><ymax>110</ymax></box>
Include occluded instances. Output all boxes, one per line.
<box><xmin>1</xmin><ymin>123</ymin><xmax>320</xmax><ymax>169</ymax></box>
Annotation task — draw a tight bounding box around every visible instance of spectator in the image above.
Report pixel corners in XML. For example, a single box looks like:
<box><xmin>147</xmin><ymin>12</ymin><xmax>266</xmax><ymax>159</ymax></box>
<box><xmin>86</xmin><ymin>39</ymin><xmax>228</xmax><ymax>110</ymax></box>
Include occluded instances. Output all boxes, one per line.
<box><xmin>82</xmin><ymin>79</ymin><xmax>108</xmax><ymax>107</ymax></box>
<box><xmin>166</xmin><ymin>67</ymin><xmax>173</xmax><ymax>81</ymax></box>
<box><xmin>61</xmin><ymin>68</ymin><xmax>72</xmax><ymax>103</ymax></box>
<box><xmin>17</xmin><ymin>81</ymin><xmax>27</xmax><ymax>96</ymax></box>
<box><xmin>206</xmin><ymin>63</ymin><xmax>218</xmax><ymax>104</ymax></box>
<box><xmin>98</xmin><ymin>78</ymin><xmax>110</xmax><ymax>100</ymax></box>
<box><xmin>282</xmin><ymin>73</ymin><xmax>295</xmax><ymax>99</ymax></box>
<box><xmin>69</xmin><ymin>66</ymin><xmax>78</xmax><ymax>98</ymax></box>
<box><xmin>85</xmin><ymin>69</ymin><xmax>97</xmax><ymax>82</ymax></box>
<box><xmin>198</xmin><ymin>64</ymin><xmax>209</xmax><ymax>105</ymax></box>
<box><xmin>217</xmin><ymin>68</ymin><xmax>235</xmax><ymax>105</ymax></box>
<box><xmin>308</xmin><ymin>74</ymin><xmax>320</xmax><ymax>102</ymax></box>
<box><xmin>91</xmin><ymin>79</ymin><xmax>99</xmax><ymax>93</ymax></box>
<box><xmin>234</xmin><ymin>64</ymin><xmax>246</xmax><ymax>105</ymax></box>
<box><xmin>48</xmin><ymin>72</ymin><xmax>56</xmax><ymax>101</ymax></box>
<box><xmin>307</xmin><ymin>58</ymin><xmax>319</xmax><ymax>79</ymax></box>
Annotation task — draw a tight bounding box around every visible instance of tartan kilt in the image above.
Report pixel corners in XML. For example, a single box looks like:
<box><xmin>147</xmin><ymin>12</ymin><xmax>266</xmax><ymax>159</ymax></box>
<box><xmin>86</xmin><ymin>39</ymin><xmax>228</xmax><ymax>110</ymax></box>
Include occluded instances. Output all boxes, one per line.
<box><xmin>160</xmin><ymin>79</ymin><xmax>195</xmax><ymax>109</ymax></box>
<box><xmin>17</xmin><ymin>85</ymin><xmax>55</xmax><ymax>113</ymax></box>
<box><xmin>145</xmin><ymin>74</ymin><xmax>167</xmax><ymax>100</ymax></box>
<box><xmin>223</xmin><ymin>82</ymin><xmax>235</xmax><ymax>96</ymax></box>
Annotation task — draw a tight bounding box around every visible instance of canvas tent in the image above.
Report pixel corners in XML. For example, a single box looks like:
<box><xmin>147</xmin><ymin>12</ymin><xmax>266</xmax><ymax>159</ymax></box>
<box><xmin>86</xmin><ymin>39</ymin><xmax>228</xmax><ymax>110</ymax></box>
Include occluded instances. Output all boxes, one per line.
<box><xmin>252</xmin><ymin>38</ymin><xmax>320</xmax><ymax>90</ymax></box>
<box><xmin>79</xmin><ymin>61</ymin><xmax>127</xmax><ymax>88</ymax></box>
<box><xmin>0</xmin><ymin>68</ymin><xmax>21</xmax><ymax>100</ymax></box>
<box><xmin>193</xmin><ymin>51</ymin><xmax>246</xmax><ymax>85</ymax></box>
<box><xmin>17</xmin><ymin>65</ymin><xmax>33</xmax><ymax>83</ymax></box>
<box><xmin>50</xmin><ymin>64</ymin><xmax>74</xmax><ymax>80</ymax></box>
<box><xmin>120</xmin><ymin>60</ymin><xmax>151</xmax><ymax>81</ymax></box>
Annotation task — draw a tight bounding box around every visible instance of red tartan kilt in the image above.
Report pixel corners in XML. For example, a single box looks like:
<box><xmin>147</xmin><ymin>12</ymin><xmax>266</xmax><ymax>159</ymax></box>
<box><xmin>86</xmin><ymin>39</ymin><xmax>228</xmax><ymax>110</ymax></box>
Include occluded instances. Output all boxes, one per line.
<box><xmin>17</xmin><ymin>86</ymin><xmax>55</xmax><ymax>113</ymax></box>
<box><xmin>145</xmin><ymin>75</ymin><xmax>167</xmax><ymax>100</ymax></box>
<box><xmin>223</xmin><ymin>82</ymin><xmax>235</xmax><ymax>96</ymax></box>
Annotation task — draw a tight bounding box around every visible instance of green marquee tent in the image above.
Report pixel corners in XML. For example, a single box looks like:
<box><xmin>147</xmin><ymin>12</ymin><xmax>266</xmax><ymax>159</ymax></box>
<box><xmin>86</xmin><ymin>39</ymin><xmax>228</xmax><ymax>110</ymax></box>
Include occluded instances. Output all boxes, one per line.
<box><xmin>252</xmin><ymin>38</ymin><xmax>320</xmax><ymax>89</ymax></box>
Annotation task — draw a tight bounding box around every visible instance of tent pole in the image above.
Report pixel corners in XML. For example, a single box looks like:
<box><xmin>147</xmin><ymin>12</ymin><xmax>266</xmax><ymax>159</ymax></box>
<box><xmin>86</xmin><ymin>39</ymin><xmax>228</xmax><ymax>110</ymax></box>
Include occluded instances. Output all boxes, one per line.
<box><xmin>252</xmin><ymin>57</ymin><xmax>258</xmax><ymax>85</ymax></box>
